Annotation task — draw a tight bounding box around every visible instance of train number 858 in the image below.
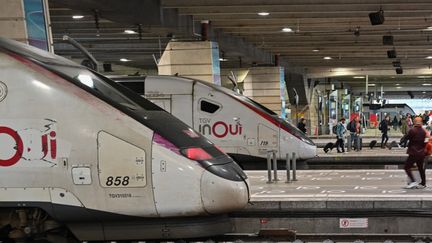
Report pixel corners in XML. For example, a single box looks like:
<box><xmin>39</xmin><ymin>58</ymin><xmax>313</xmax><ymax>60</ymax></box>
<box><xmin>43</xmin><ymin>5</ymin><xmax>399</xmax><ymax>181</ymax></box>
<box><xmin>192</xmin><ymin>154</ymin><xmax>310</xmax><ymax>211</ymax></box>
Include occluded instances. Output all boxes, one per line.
<box><xmin>106</xmin><ymin>176</ymin><xmax>130</xmax><ymax>186</ymax></box>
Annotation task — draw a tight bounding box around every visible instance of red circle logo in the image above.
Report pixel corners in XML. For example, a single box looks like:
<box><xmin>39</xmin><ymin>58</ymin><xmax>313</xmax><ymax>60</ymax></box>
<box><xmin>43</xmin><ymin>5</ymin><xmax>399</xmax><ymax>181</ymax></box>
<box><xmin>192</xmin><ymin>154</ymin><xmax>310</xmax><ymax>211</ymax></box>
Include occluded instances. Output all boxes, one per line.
<box><xmin>0</xmin><ymin>126</ymin><xmax>23</xmax><ymax>166</ymax></box>
<box><xmin>212</xmin><ymin>121</ymin><xmax>229</xmax><ymax>138</ymax></box>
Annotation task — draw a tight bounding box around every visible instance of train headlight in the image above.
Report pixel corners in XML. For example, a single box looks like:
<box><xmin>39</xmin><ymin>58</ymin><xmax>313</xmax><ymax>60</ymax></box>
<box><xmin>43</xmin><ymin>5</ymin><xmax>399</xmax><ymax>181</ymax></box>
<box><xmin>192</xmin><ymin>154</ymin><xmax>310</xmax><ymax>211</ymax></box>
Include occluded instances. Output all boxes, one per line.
<box><xmin>181</xmin><ymin>147</ymin><xmax>213</xmax><ymax>161</ymax></box>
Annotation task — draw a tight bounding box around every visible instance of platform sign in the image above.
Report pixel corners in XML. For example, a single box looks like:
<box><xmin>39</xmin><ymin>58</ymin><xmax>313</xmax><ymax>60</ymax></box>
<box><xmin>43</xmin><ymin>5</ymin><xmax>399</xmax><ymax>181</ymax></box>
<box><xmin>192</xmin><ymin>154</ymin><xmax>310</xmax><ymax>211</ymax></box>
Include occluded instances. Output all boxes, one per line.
<box><xmin>339</xmin><ymin>218</ymin><xmax>368</xmax><ymax>228</ymax></box>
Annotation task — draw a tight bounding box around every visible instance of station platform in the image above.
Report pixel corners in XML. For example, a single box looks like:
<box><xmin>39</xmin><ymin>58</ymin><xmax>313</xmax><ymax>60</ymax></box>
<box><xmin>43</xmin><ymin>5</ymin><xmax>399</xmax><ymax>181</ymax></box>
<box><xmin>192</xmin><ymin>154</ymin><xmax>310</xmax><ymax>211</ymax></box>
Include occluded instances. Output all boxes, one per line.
<box><xmin>231</xmin><ymin>170</ymin><xmax>432</xmax><ymax>240</ymax></box>
<box><xmin>305</xmin><ymin>146</ymin><xmax>412</xmax><ymax>169</ymax></box>
<box><xmin>312</xmin><ymin>136</ymin><xmax>403</xmax><ymax>148</ymax></box>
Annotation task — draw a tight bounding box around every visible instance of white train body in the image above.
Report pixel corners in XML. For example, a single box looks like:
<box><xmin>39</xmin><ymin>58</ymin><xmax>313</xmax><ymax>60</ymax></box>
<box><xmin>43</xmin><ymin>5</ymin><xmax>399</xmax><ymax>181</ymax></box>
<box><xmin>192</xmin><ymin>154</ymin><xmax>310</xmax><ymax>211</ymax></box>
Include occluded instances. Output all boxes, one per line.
<box><xmin>0</xmin><ymin>38</ymin><xmax>249</xmax><ymax>241</ymax></box>
<box><xmin>114</xmin><ymin>76</ymin><xmax>317</xmax><ymax>169</ymax></box>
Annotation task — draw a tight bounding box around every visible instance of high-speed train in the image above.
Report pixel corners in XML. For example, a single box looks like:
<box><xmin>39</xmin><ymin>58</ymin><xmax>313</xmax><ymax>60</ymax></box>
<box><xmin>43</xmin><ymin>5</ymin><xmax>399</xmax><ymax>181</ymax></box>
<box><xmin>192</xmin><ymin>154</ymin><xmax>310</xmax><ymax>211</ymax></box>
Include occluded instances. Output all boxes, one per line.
<box><xmin>113</xmin><ymin>75</ymin><xmax>317</xmax><ymax>169</ymax></box>
<box><xmin>0</xmin><ymin>38</ymin><xmax>249</xmax><ymax>242</ymax></box>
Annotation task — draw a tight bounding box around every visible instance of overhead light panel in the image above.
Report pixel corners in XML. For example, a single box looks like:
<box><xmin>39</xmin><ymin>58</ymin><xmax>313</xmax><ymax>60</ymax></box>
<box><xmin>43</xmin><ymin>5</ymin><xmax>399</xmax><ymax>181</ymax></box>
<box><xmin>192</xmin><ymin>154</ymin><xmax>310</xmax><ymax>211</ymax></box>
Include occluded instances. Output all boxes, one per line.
<box><xmin>72</xmin><ymin>15</ymin><xmax>84</xmax><ymax>19</ymax></box>
<box><xmin>323</xmin><ymin>56</ymin><xmax>332</xmax><ymax>60</ymax></box>
<box><xmin>120</xmin><ymin>58</ymin><xmax>131</xmax><ymax>62</ymax></box>
<box><xmin>281</xmin><ymin>27</ymin><xmax>293</xmax><ymax>32</ymax></box>
<box><xmin>395</xmin><ymin>83</ymin><xmax>400</xmax><ymax>86</ymax></box>
<box><xmin>422</xmin><ymin>83</ymin><xmax>432</xmax><ymax>86</ymax></box>
<box><xmin>426</xmin><ymin>56</ymin><xmax>432</xmax><ymax>59</ymax></box>
<box><xmin>257</xmin><ymin>12</ymin><xmax>270</xmax><ymax>16</ymax></box>
<box><xmin>219</xmin><ymin>58</ymin><xmax>228</xmax><ymax>62</ymax></box>
<box><xmin>353</xmin><ymin>76</ymin><xmax>365</xmax><ymax>79</ymax></box>
<box><xmin>312</xmin><ymin>49</ymin><xmax>320</xmax><ymax>52</ymax></box>
<box><xmin>369</xmin><ymin>8</ymin><xmax>385</xmax><ymax>25</ymax></box>
<box><xmin>124</xmin><ymin>29</ymin><xmax>137</xmax><ymax>34</ymax></box>
<box><xmin>396</xmin><ymin>86</ymin><xmax>402</xmax><ymax>89</ymax></box>
<box><xmin>368</xmin><ymin>83</ymin><xmax>376</xmax><ymax>87</ymax></box>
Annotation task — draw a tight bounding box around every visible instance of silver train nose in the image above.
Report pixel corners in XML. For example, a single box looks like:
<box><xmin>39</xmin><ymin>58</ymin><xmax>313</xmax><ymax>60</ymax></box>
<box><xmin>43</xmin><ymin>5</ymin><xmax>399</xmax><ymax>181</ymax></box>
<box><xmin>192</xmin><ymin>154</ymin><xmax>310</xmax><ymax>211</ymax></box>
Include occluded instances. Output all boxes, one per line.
<box><xmin>200</xmin><ymin>169</ymin><xmax>249</xmax><ymax>214</ymax></box>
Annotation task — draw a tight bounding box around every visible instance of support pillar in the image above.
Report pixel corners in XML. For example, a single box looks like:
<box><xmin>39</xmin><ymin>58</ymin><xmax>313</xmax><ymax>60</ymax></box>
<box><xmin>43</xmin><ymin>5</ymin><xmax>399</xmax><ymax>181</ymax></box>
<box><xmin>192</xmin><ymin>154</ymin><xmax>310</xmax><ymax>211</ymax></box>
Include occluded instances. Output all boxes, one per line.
<box><xmin>243</xmin><ymin>66</ymin><xmax>287</xmax><ymax>117</ymax></box>
<box><xmin>158</xmin><ymin>41</ymin><xmax>221</xmax><ymax>85</ymax></box>
<box><xmin>0</xmin><ymin>0</ymin><xmax>52</xmax><ymax>51</ymax></box>
<box><xmin>0</xmin><ymin>0</ymin><xmax>28</xmax><ymax>42</ymax></box>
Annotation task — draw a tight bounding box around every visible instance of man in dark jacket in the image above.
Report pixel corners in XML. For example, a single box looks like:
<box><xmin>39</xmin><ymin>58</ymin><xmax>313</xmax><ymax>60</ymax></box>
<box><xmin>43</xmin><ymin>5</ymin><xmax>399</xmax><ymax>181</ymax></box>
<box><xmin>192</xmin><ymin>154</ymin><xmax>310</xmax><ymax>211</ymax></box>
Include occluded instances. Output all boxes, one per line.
<box><xmin>379</xmin><ymin>115</ymin><xmax>390</xmax><ymax>148</ymax></box>
<box><xmin>404</xmin><ymin>117</ymin><xmax>429</xmax><ymax>189</ymax></box>
<box><xmin>297</xmin><ymin>118</ymin><xmax>307</xmax><ymax>134</ymax></box>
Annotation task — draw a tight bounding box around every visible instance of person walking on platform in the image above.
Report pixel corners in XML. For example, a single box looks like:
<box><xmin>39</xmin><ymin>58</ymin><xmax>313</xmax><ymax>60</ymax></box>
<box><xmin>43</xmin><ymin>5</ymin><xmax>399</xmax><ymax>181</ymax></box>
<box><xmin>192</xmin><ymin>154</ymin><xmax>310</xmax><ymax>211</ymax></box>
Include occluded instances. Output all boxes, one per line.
<box><xmin>404</xmin><ymin>117</ymin><xmax>430</xmax><ymax>189</ymax></box>
<box><xmin>335</xmin><ymin>117</ymin><xmax>347</xmax><ymax>153</ymax></box>
<box><xmin>379</xmin><ymin>115</ymin><xmax>390</xmax><ymax>148</ymax></box>
<box><xmin>297</xmin><ymin>118</ymin><xmax>307</xmax><ymax>134</ymax></box>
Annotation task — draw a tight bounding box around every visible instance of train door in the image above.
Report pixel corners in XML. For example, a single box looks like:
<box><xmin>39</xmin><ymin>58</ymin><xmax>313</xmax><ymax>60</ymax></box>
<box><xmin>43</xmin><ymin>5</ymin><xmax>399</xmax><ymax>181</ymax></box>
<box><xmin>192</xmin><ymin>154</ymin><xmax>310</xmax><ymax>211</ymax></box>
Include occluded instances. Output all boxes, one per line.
<box><xmin>97</xmin><ymin>131</ymin><xmax>153</xmax><ymax>215</ymax></box>
<box><xmin>147</xmin><ymin>95</ymin><xmax>193</xmax><ymax>127</ymax></box>
<box><xmin>257</xmin><ymin>123</ymin><xmax>278</xmax><ymax>154</ymax></box>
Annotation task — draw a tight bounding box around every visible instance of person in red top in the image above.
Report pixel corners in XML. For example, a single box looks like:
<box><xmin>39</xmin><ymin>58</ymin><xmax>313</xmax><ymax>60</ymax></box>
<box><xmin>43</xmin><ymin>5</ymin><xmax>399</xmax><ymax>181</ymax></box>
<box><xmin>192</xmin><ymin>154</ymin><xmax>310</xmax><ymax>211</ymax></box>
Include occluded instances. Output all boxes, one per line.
<box><xmin>404</xmin><ymin>117</ymin><xmax>430</xmax><ymax>189</ymax></box>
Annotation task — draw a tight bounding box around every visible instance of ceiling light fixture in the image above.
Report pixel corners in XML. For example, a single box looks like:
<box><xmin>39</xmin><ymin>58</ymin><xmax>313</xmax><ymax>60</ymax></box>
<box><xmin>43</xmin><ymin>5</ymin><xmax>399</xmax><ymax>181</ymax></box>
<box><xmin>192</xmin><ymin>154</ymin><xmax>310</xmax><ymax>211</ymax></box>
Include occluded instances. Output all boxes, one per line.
<box><xmin>120</xmin><ymin>58</ymin><xmax>131</xmax><ymax>62</ymax></box>
<box><xmin>422</xmin><ymin>83</ymin><xmax>432</xmax><ymax>86</ymax></box>
<box><xmin>353</xmin><ymin>76</ymin><xmax>365</xmax><ymax>79</ymax></box>
<box><xmin>396</xmin><ymin>86</ymin><xmax>402</xmax><ymax>89</ymax></box>
<box><xmin>257</xmin><ymin>12</ymin><xmax>270</xmax><ymax>16</ymax></box>
<box><xmin>426</xmin><ymin>56</ymin><xmax>432</xmax><ymax>59</ymax></box>
<box><xmin>281</xmin><ymin>27</ymin><xmax>293</xmax><ymax>32</ymax></box>
<box><xmin>312</xmin><ymin>49</ymin><xmax>320</xmax><ymax>52</ymax></box>
<box><xmin>396</xmin><ymin>83</ymin><xmax>400</xmax><ymax>86</ymax></box>
<box><xmin>124</xmin><ymin>29</ymin><xmax>137</xmax><ymax>34</ymax></box>
<box><xmin>72</xmin><ymin>15</ymin><xmax>84</xmax><ymax>19</ymax></box>
<box><xmin>423</xmin><ymin>91</ymin><xmax>427</xmax><ymax>94</ymax></box>
<box><xmin>368</xmin><ymin>83</ymin><xmax>376</xmax><ymax>86</ymax></box>
<box><xmin>323</xmin><ymin>56</ymin><xmax>332</xmax><ymax>60</ymax></box>
<box><xmin>219</xmin><ymin>58</ymin><xmax>228</xmax><ymax>62</ymax></box>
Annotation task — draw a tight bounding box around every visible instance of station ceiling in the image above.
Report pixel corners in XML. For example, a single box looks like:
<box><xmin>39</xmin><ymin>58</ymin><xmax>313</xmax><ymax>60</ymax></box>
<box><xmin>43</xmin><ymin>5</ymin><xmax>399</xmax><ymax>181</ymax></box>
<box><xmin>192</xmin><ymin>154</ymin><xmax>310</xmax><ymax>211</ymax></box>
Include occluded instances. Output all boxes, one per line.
<box><xmin>48</xmin><ymin>0</ymin><xmax>432</xmax><ymax>94</ymax></box>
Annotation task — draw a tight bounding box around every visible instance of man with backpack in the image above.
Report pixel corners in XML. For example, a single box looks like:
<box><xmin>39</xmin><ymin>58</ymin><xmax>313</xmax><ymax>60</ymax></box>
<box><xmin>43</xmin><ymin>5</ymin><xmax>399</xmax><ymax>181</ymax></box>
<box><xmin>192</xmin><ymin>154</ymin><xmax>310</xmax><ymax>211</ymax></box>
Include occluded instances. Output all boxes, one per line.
<box><xmin>347</xmin><ymin>117</ymin><xmax>360</xmax><ymax>151</ymax></box>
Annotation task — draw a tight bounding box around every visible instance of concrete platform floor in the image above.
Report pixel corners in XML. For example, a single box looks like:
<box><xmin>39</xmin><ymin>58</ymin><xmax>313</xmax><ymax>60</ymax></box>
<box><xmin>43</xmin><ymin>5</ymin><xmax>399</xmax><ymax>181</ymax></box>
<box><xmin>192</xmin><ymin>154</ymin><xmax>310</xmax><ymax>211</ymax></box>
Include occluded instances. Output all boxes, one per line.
<box><xmin>247</xmin><ymin>170</ymin><xmax>432</xmax><ymax>202</ymax></box>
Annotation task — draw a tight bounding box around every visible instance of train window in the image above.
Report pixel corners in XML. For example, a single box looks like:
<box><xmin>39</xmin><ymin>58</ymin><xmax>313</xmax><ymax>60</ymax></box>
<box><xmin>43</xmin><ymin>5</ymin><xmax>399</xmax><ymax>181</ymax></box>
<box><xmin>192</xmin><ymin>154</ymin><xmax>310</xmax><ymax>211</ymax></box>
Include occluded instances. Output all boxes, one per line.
<box><xmin>200</xmin><ymin>100</ymin><xmax>220</xmax><ymax>114</ymax></box>
<box><xmin>118</xmin><ymin>81</ymin><xmax>145</xmax><ymax>95</ymax></box>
